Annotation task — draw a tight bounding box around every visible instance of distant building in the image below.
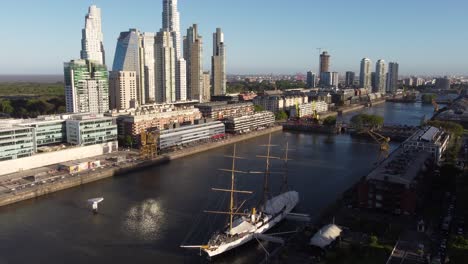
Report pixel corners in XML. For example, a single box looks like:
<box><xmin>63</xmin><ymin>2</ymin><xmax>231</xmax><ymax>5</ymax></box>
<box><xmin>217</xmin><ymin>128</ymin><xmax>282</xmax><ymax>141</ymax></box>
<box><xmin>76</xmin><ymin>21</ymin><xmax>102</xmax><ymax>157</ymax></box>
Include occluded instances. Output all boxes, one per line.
<box><xmin>195</xmin><ymin>101</ymin><xmax>254</xmax><ymax>120</ymax></box>
<box><xmin>306</xmin><ymin>71</ymin><xmax>317</xmax><ymax>88</ymax></box>
<box><xmin>64</xmin><ymin>59</ymin><xmax>109</xmax><ymax>114</ymax></box>
<box><xmin>360</xmin><ymin>58</ymin><xmax>372</xmax><ymax>89</ymax></box>
<box><xmin>112</xmin><ymin>29</ymin><xmax>145</xmax><ymax>106</ymax></box>
<box><xmin>375</xmin><ymin>59</ymin><xmax>387</xmax><ymax>94</ymax></box>
<box><xmin>319</xmin><ymin>51</ymin><xmax>330</xmax><ymax>75</ymax></box>
<box><xmin>289</xmin><ymin>101</ymin><xmax>328</xmax><ymax>118</ymax></box>
<box><xmin>109</xmin><ymin>71</ymin><xmax>137</xmax><ymax>110</ymax></box>
<box><xmin>223</xmin><ymin>111</ymin><xmax>275</xmax><ymax>134</ymax></box>
<box><xmin>386</xmin><ymin>62</ymin><xmax>399</xmax><ymax>94</ymax></box>
<box><xmin>80</xmin><ymin>5</ymin><xmax>105</xmax><ymax>65</ymax></box>
<box><xmin>253</xmin><ymin>94</ymin><xmax>309</xmax><ymax>113</ymax></box>
<box><xmin>212</xmin><ymin>28</ymin><xmax>226</xmax><ymax>96</ymax></box>
<box><xmin>345</xmin><ymin>71</ymin><xmax>355</xmax><ymax>87</ymax></box>
<box><xmin>435</xmin><ymin>77</ymin><xmax>450</xmax><ymax>90</ymax></box>
<box><xmin>320</xmin><ymin>72</ymin><xmax>339</xmax><ymax>88</ymax></box>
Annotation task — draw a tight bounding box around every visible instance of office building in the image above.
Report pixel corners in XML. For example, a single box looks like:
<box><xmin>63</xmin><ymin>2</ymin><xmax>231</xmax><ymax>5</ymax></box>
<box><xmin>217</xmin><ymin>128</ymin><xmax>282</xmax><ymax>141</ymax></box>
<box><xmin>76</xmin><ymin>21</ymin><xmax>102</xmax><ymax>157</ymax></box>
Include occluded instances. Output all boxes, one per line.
<box><xmin>360</xmin><ymin>58</ymin><xmax>372</xmax><ymax>89</ymax></box>
<box><xmin>109</xmin><ymin>71</ymin><xmax>137</xmax><ymax>110</ymax></box>
<box><xmin>159</xmin><ymin>121</ymin><xmax>225</xmax><ymax>150</ymax></box>
<box><xmin>64</xmin><ymin>59</ymin><xmax>109</xmax><ymax>114</ymax></box>
<box><xmin>141</xmin><ymin>32</ymin><xmax>156</xmax><ymax>103</ymax></box>
<box><xmin>402</xmin><ymin>126</ymin><xmax>450</xmax><ymax>163</ymax></box>
<box><xmin>176</xmin><ymin>58</ymin><xmax>187</xmax><ymax>101</ymax></box>
<box><xmin>112</xmin><ymin>29</ymin><xmax>145</xmax><ymax>106</ymax></box>
<box><xmin>195</xmin><ymin>102</ymin><xmax>254</xmax><ymax>120</ymax></box>
<box><xmin>306</xmin><ymin>71</ymin><xmax>317</xmax><ymax>88</ymax></box>
<box><xmin>80</xmin><ymin>5</ymin><xmax>105</xmax><ymax>65</ymax></box>
<box><xmin>155</xmin><ymin>30</ymin><xmax>176</xmax><ymax>103</ymax></box>
<box><xmin>223</xmin><ymin>111</ymin><xmax>275</xmax><ymax>134</ymax></box>
<box><xmin>0</xmin><ymin>123</ymin><xmax>35</xmax><ymax>161</ymax></box>
<box><xmin>19</xmin><ymin>116</ymin><xmax>67</xmax><ymax>148</ymax></box>
<box><xmin>386</xmin><ymin>62</ymin><xmax>399</xmax><ymax>94</ymax></box>
<box><xmin>184</xmin><ymin>24</ymin><xmax>205</xmax><ymax>102</ymax></box>
<box><xmin>375</xmin><ymin>59</ymin><xmax>387</xmax><ymax>94</ymax></box>
<box><xmin>66</xmin><ymin>114</ymin><xmax>118</xmax><ymax>146</ymax></box>
<box><xmin>211</xmin><ymin>28</ymin><xmax>226</xmax><ymax>96</ymax></box>
<box><xmin>345</xmin><ymin>71</ymin><xmax>355</xmax><ymax>87</ymax></box>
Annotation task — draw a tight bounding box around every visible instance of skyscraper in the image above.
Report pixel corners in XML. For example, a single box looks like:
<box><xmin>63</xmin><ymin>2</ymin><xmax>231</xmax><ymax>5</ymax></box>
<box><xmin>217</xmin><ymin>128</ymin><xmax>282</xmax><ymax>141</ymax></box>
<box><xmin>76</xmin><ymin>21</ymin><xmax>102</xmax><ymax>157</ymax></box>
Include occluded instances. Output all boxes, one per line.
<box><xmin>64</xmin><ymin>60</ymin><xmax>109</xmax><ymax>114</ymax></box>
<box><xmin>161</xmin><ymin>0</ymin><xmax>186</xmax><ymax>102</ymax></box>
<box><xmin>80</xmin><ymin>5</ymin><xmax>105</xmax><ymax>65</ymax></box>
<box><xmin>319</xmin><ymin>52</ymin><xmax>330</xmax><ymax>75</ymax></box>
<box><xmin>375</xmin><ymin>59</ymin><xmax>387</xmax><ymax>94</ymax></box>
<box><xmin>202</xmin><ymin>71</ymin><xmax>211</xmax><ymax>102</ymax></box>
<box><xmin>386</xmin><ymin>62</ymin><xmax>399</xmax><ymax>94</ymax></box>
<box><xmin>306</xmin><ymin>71</ymin><xmax>317</xmax><ymax>88</ymax></box>
<box><xmin>184</xmin><ymin>24</ymin><xmax>204</xmax><ymax>102</ymax></box>
<box><xmin>321</xmin><ymin>72</ymin><xmax>339</xmax><ymax>88</ymax></box>
<box><xmin>345</xmin><ymin>71</ymin><xmax>355</xmax><ymax>87</ymax></box>
<box><xmin>212</xmin><ymin>28</ymin><xmax>226</xmax><ymax>96</ymax></box>
<box><xmin>112</xmin><ymin>29</ymin><xmax>145</xmax><ymax>106</ymax></box>
<box><xmin>360</xmin><ymin>58</ymin><xmax>372</xmax><ymax>89</ymax></box>
<box><xmin>155</xmin><ymin>30</ymin><xmax>176</xmax><ymax>103</ymax></box>
<box><xmin>142</xmin><ymin>32</ymin><xmax>156</xmax><ymax>103</ymax></box>
<box><xmin>162</xmin><ymin>0</ymin><xmax>181</xmax><ymax>58</ymax></box>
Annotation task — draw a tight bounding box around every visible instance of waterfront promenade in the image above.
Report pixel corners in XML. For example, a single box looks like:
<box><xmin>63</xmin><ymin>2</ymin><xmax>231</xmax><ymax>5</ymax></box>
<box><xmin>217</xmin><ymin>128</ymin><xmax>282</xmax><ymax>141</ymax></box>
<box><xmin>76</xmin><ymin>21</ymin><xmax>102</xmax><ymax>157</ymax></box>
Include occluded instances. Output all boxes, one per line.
<box><xmin>0</xmin><ymin>126</ymin><xmax>282</xmax><ymax>207</ymax></box>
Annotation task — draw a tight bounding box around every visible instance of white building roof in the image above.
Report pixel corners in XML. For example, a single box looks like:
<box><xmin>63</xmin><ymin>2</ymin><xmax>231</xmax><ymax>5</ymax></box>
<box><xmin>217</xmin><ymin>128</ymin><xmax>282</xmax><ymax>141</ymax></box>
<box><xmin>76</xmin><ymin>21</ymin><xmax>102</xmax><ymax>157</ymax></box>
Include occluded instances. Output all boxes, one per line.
<box><xmin>310</xmin><ymin>224</ymin><xmax>342</xmax><ymax>248</ymax></box>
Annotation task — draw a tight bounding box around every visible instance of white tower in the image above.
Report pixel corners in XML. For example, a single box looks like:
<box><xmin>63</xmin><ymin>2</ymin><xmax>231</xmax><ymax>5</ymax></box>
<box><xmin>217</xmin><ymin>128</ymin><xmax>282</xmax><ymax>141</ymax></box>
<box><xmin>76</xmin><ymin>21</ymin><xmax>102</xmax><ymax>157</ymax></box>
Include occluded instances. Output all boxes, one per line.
<box><xmin>360</xmin><ymin>58</ymin><xmax>372</xmax><ymax>90</ymax></box>
<box><xmin>80</xmin><ymin>5</ymin><xmax>105</xmax><ymax>65</ymax></box>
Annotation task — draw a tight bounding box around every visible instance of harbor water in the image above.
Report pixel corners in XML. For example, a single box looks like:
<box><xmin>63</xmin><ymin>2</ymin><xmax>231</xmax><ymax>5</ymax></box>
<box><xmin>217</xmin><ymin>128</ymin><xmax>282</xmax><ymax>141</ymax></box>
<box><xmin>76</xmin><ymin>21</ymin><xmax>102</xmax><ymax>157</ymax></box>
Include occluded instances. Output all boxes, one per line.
<box><xmin>0</xmin><ymin>102</ymin><xmax>436</xmax><ymax>264</ymax></box>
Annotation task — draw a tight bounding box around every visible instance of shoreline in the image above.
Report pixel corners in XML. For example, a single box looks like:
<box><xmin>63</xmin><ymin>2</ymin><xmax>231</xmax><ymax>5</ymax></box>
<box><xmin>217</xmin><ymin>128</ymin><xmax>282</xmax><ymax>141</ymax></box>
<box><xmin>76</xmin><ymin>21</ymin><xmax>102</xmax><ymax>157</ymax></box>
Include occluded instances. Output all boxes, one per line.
<box><xmin>0</xmin><ymin>126</ymin><xmax>283</xmax><ymax>207</ymax></box>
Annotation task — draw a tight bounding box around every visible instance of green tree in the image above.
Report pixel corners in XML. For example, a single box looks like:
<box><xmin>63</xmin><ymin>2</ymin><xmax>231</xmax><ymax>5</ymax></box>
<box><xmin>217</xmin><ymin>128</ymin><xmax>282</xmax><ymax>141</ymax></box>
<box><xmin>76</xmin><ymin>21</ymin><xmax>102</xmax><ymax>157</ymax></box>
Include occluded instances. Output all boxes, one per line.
<box><xmin>323</xmin><ymin>116</ymin><xmax>337</xmax><ymax>126</ymax></box>
<box><xmin>0</xmin><ymin>100</ymin><xmax>14</xmax><ymax>114</ymax></box>
<box><xmin>254</xmin><ymin>105</ymin><xmax>265</xmax><ymax>112</ymax></box>
<box><xmin>351</xmin><ymin>114</ymin><xmax>384</xmax><ymax>130</ymax></box>
<box><xmin>275</xmin><ymin>110</ymin><xmax>288</xmax><ymax>120</ymax></box>
<box><xmin>421</xmin><ymin>93</ymin><xmax>436</xmax><ymax>104</ymax></box>
<box><xmin>124</xmin><ymin>135</ymin><xmax>134</xmax><ymax>148</ymax></box>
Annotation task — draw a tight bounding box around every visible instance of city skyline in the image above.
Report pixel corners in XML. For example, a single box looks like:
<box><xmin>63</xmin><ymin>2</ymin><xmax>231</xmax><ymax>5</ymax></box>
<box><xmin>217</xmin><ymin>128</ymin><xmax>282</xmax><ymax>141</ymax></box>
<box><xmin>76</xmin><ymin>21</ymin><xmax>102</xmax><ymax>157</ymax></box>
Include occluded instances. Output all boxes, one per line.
<box><xmin>1</xmin><ymin>0</ymin><xmax>467</xmax><ymax>75</ymax></box>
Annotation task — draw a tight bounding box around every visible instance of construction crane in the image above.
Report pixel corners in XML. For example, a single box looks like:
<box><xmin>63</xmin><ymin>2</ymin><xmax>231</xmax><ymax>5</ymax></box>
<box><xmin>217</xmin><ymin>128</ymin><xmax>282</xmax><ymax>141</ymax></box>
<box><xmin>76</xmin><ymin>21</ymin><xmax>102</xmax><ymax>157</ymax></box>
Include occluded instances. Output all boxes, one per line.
<box><xmin>140</xmin><ymin>130</ymin><xmax>158</xmax><ymax>159</ymax></box>
<box><xmin>367</xmin><ymin>130</ymin><xmax>390</xmax><ymax>153</ymax></box>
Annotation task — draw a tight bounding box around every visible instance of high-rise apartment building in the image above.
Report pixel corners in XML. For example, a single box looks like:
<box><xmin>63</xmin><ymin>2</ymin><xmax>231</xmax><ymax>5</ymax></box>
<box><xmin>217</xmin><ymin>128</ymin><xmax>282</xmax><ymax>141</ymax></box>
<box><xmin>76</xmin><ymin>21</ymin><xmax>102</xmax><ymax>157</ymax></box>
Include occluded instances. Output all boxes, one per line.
<box><xmin>386</xmin><ymin>62</ymin><xmax>399</xmax><ymax>94</ymax></box>
<box><xmin>211</xmin><ymin>28</ymin><xmax>226</xmax><ymax>96</ymax></box>
<box><xmin>64</xmin><ymin>60</ymin><xmax>109</xmax><ymax>114</ymax></box>
<box><xmin>184</xmin><ymin>24</ymin><xmax>205</xmax><ymax>102</ymax></box>
<box><xmin>80</xmin><ymin>5</ymin><xmax>105</xmax><ymax>65</ymax></box>
<box><xmin>360</xmin><ymin>58</ymin><xmax>372</xmax><ymax>89</ymax></box>
<box><xmin>141</xmin><ymin>33</ymin><xmax>156</xmax><ymax>103</ymax></box>
<box><xmin>161</xmin><ymin>0</ymin><xmax>186</xmax><ymax>102</ymax></box>
<box><xmin>109</xmin><ymin>71</ymin><xmax>137</xmax><ymax>110</ymax></box>
<box><xmin>321</xmin><ymin>72</ymin><xmax>339</xmax><ymax>88</ymax></box>
<box><xmin>112</xmin><ymin>29</ymin><xmax>145</xmax><ymax>106</ymax></box>
<box><xmin>306</xmin><ymin>71</ymin><xmax>317</xmax><ymax>88</ymax></box>
<box><xmin>375</xmin><ymin>59</ymin><xmax>387</xmax><ymax>94</ymax></box>
<box><xmin>345</xmin><ymin>71</ymin><xmax>355</xmax><ymax>87</ymax></box>
<box><xmin>155</xmin><ymin>30</ymin><xmax>176</xmax><ymax>103</ymax></box>
<box><xmin>202</xmin><ymin>71</ymin><xmax>211</xmax><ymax>102</ymax></box>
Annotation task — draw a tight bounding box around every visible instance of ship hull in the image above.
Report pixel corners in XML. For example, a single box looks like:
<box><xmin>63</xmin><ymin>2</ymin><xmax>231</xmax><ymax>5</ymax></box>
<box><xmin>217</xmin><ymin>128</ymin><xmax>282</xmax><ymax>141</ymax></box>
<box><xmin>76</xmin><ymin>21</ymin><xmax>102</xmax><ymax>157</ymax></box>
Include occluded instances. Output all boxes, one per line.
<box><xmin>204</xmin><ymin>191</ymin><xmax>299</xmax><ymax>257</ymax></box>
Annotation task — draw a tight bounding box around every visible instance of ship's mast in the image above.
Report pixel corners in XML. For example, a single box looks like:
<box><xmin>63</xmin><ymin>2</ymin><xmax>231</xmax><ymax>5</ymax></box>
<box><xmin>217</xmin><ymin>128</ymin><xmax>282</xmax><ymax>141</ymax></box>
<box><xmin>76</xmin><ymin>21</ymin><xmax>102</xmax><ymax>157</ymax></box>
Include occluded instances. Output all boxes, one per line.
<box><xmin>281</xmin><ymin>141</ymin><xmax>294</xmax><ymax>193</ymax></box>
<box><xmin>257</xmin><ymin>134</ymin><xmax>280</xmax><ymax>207</ymax></box>
<box><xmin>205</xmin><ymin>144</ymin><xmax>252</xmax><ymax>234</ymax></box>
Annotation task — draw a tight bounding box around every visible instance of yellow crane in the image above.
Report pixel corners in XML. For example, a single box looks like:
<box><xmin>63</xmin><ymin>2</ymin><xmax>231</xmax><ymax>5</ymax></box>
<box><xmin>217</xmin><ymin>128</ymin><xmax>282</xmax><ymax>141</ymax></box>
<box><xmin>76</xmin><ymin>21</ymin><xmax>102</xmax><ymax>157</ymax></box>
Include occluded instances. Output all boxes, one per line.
<box><xmin>140</xmin><ymin>130</ymin><xmax>158</xmax><ymax>159</ymax></box>
<box><xmin>432</xmin><ymin>99</ymin><xmax>439</xmax><ymax>112</ymax></box>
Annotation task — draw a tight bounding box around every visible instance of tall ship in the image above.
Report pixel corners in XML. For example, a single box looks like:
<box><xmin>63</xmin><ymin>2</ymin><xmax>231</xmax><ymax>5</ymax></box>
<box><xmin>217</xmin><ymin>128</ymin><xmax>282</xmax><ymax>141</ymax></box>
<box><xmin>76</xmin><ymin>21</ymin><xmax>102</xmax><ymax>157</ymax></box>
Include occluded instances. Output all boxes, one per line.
<box><xmin>181</xmin><ymin>135</ymin><xmax>299</xmax><ymax>258</ymax></box>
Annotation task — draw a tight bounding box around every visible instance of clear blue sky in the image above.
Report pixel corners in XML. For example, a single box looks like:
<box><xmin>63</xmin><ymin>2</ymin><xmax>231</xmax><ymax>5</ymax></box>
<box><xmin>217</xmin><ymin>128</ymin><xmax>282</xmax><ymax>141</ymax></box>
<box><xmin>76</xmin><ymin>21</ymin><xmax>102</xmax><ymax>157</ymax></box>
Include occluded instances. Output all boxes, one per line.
<box><xmin>1</xmin><ymin>0</ymin><xmax>467</xmax><ymax>75</ymax></box>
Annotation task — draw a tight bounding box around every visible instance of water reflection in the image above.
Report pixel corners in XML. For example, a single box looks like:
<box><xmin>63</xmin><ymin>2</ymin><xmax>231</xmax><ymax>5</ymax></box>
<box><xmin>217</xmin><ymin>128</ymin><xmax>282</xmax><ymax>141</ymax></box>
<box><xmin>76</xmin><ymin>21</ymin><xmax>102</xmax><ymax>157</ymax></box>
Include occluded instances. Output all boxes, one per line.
<box><xmin>123</xmin><ymin>199</ymin><xmax>165</xmax><ymax>241</ymax></box>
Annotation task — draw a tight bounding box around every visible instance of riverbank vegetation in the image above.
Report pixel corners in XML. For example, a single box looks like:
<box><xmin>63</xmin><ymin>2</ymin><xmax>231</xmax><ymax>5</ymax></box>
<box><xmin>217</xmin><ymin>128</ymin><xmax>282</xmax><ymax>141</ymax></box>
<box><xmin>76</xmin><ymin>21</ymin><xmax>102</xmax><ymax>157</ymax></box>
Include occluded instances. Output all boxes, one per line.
<box><xmin>350</xmin><ymin>114</ymin><xmax>384</xmax><ymax>130</ymax></box>
<box><xmin>0</xmin><ymin>82</ymin><xmax>65</xmax><ymax>118</ymax></box>
<box><xmin>227</xmin><ymin>80</ymin><xmax>306</xmax><ymax>93</ymax></box>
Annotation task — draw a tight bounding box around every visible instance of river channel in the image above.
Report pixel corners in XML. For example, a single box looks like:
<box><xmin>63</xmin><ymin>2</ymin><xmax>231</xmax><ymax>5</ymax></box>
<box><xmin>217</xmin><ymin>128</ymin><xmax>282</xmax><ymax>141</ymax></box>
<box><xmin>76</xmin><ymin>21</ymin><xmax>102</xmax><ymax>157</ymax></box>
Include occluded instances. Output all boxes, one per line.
<box><xmin>0</xmin><ymin>102</ymin><xmax>436</xmax><ymax>264</ymax></box>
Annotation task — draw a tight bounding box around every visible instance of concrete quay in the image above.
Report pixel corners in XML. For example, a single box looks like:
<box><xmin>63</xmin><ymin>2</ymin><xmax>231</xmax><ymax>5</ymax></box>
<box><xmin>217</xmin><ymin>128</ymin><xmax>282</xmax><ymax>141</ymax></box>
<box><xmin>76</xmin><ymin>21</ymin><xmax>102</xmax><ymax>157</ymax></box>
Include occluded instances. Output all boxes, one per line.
<box><xmin>0</xmin><ymin>126</ymin><xmax>283</xmax><ymax>207</ymax></box>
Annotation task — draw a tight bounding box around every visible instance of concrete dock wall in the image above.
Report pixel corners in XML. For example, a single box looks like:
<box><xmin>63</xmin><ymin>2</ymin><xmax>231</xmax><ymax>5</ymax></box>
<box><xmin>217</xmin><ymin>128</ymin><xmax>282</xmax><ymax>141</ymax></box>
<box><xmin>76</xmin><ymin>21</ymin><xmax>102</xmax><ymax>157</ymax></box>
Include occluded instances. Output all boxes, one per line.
<box><xmin>0</xmin><ymin>126</ymin><xmax>282</xmax><ymax>207</ymax></box>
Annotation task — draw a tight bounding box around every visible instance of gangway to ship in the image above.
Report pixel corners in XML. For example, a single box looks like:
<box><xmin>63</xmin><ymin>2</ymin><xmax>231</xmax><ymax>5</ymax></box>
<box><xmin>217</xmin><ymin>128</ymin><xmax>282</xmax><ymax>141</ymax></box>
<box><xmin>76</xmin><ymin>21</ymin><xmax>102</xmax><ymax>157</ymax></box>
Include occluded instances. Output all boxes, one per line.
<box><xmin>286</xmin><ymin>212</ymin><xmax>311</xmax><ymax>222</ymax></box>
